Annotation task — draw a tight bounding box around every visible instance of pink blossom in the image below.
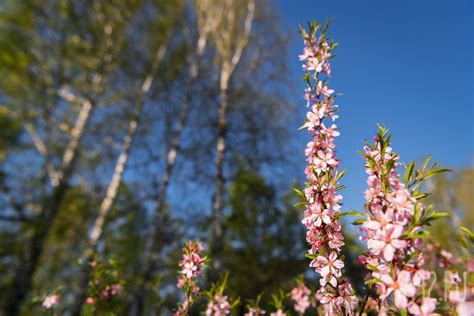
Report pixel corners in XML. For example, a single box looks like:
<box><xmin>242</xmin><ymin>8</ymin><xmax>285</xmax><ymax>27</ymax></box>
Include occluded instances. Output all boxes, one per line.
<box><xmin>367</xmin><ymin>224</ymin><xmax>407</xmax><ymax>261</ymax></box>
<box><xmin>328</xmin><ymin>230</ymin><xmax>345</xmax><ymax>249</ymax></box>
<box><xmin>244</xmin><ymin>307</ymin><xmax>266</xmax><ymax>315</ymax></box>
<box><xmin>291</xmin><ymin>282</ymin><xmax>311</xmax><ymax>314</ymax></box>
<box><xmin>42</xmin><ymin>294</ymin><xmax>59</xmax><ymax>309</ymax></box>
<box><xmin>360</xmin><ymin>132</ymin><xmax>437</xmax><ymax>313</ymax></box>
<box><xmin>316</xmin><ymin>80</ymin><xmax>334</xmax><ymax>97</ymax></box>
<box><xmin>413</xmin><ymin>269</ymin><xmax>431</xmax><ymax>287</ymax></box>
<box><xmin>300</xmin><ymin>22</ymin><xmax>356</xmax><ymax>312</ymax></box>
<box><xmin>335</xmin><ymin>280</ymin><xmax>358</xmax><ymax>314</ymax></box>
<box><xmin>311</xmin><ymin>150</ymin><xmax>338</xmax><ymax>175</ymax></box>
<box><xmin>269</xmin><ymin>309</ymin><xmax>286</xmax><ymax>316</ymax></box>
<box><xmin>303</xmin><ymin>203</ymin><xmax>331</xmax><ymax>227</ymax></box>
<box><xmin>317</xmin><ymin>251</ymin><xmax>344</xmax><ymax>277</ymax></box>
<box><xmin>175</xmin><ymin>241</ymin><xmax>207</xmax><ymax>315</ymax></box>
<box><xmin>456</xmin><ymin>301</ymin><xmax>474</xmax><ymax>316</ymax></box>
<box><xmin>380</xmin><ymin>270</ymin><xmax>416</xmax><ymax>308</ymax></box>
<box><xmin>449</xmin><ymin>290</ymin><xmax>467</xmax><ymax>304</ymax></box>
<box><xmin>178</xmin><ymin>241</ymin><xmax>206</xmax><ymax>283</ymax></box>
<box><xmin>408</xmin><ymin>297</ymin><xmax>437</xmax><ymax>315</ymax></box>
<box><xmin>205</xmin><ymin>294</ymin><xmax>231</xmax><ymax>316</ymax></box>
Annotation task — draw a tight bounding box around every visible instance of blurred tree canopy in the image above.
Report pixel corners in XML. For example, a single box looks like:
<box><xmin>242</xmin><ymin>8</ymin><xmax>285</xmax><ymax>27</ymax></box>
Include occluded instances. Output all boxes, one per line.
<box><xmin>425</xmin><ymin>168</ymin><xmax>473</xmax><ymax>255</ymax></box>
<box><xmin>0</xmin><ymin>0</ymin><xmax>302</xmax><ymax>314</ymax></box>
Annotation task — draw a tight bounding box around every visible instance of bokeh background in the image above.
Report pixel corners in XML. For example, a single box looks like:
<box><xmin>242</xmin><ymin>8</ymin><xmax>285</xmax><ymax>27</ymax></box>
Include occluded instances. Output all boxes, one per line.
<box><xmin>0</xmin><ymin>0</ymin><xmax>472</xmax><ymax>314</ymax></box>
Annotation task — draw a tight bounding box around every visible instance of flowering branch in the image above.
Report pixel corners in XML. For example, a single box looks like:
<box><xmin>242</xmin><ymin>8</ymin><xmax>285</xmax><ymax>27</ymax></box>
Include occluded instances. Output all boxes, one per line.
<box><xmin>174</xmin><ymin>241</ymin><xmax>208</xmax><ymax>316</ymax></box>
<box><xmin>359</xmin><ymin>126</ymin><xmax>449</xmax><ymax>314</ymax></box>
<box><xmin>291</xmin><ymin>276</ymin><xmax>312</xmax><ymax>315</ymax></box>
<box><xmin>297</xmin><ymin>20</ymin><xmax>357</xmax><ymax>314</ymax></box>
<box><xmin>204</xmin><ymin>273</ymin><xmax>239</xmax><ymax>316</ymax></box>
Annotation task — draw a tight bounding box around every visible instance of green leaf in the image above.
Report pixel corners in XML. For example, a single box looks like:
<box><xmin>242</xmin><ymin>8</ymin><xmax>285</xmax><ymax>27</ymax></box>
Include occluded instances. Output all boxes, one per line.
<box><xmin>335</xmin><ymin>168</ymin><xmax>346</xmax><ymax>182</ymax></box>
<box><xmin>386</xmin><ymin>158</ymin><xmax>395</xmax><ymax>173</ymax></box>
<box><xmin>364</xmin><ymin>278</ymin><xmax>381</xmax><ymax>285</ymax></box>
<box><xmin>366</xmin><ymin>155</ymin><xmax>376</xmax><ymax>169</ymax></box>
<box><xmin>305</xmin><ymin>253</ymin><xmax>318</xmax><ymax>260</ymax></box>
<box><xmin>338</xmin><ymin>209</ymin><xmax>365</xmax><ymax>218</ymax></box>
<box><xmin>407</xmin><ymin>230</ymin><xmax>430</xmax><ymax>239</ymax></box>
<box><xmin>404</xmin><ymin>160</ymin><xmax>415</xmax><ymax>184</ymax></box>
<box><xmin>293</xmin><ymin>201</ymin><xmax>307</xmax><ymax>208</ymax></box>
<box><xmin>420</xmin><ymin>168</ymin><xmax>451</xmax><ymax>181</ymax></box>
<box><xmin>405</xmin><ymin>250</ymin><xmax>421</xmax><ymax>263</ymax></box>
<box><xmin>293</xmin><ymin>188</ymin><xmax>307</xmax><ymax>200</ymax></box>
<box><xmin>352</xmin><ymin>219</ymin><xmax>365</xmax><ymax>226</ymax></box>
<box><xmin>419</xmin><ymin>155</ymin><xmax>432</xmax><ymax>175</ymax></box>
<box><xmin>298</xmin><ymin>123</ymin><xmax>308</xmax><ymax>131</ymax></box>
<box><xmin>367</xmin><ymin>264</ymin><xmax>379</xmax><ymax>272</ymax></box>
<box><xmin>412</xmin><ymin>192</ymin><xmax>429</xmax><ymax>200</ymax></box>
<box><xmin>423</xmin><ymin>212</ymin><xmax>450</xmax><ymax>224</ymax></box>
<box><xmin>460</xmin><ymin>226</ymin><xmax>474</xmax><ymax>239</ymax></box>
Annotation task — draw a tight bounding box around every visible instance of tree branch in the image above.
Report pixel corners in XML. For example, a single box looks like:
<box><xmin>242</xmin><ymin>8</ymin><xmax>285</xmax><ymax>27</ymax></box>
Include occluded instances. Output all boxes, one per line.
<box><xmin>24</xmin><ymin>123</ymin><xmax>60</xmax><ymax>187</ymax></box>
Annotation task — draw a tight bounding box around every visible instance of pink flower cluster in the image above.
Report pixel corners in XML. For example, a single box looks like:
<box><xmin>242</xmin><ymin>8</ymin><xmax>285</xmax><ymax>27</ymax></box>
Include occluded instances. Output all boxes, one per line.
<box><xmin>42</xmin><ymin>294</ymin><xmax>60</xmax><ymax>309</ymax></box>
<box><xmin>291</xmin><ymin>281</ymin><xmax>311</xmax><ymax>314</ymax></box>
<box><xmin>360</xmin><ymin>132</ymin><xmax>435</xmax><ymax>313</ymax></box>
<box><xmin>177</xmin><ymin>241</ymin><xmax>206</xmax><ymax>288</ymax></box>
<box><xmin>174</xmin><ymin>241</ymin><xmax>207</xmax><ymax>316</ymax></box>
<box><xmin>269</xmin><ymin>309</ymin><xmax>286</xmax><ymax>316</ymax></box>
<box><xmin>299</xmin><ymin>22</ymin><xmax>357</xmax><ymax>313</ymax></box>
<box><xmin>425</xmin><ymin>243</ymin><xmax>474</xmax><ymax>314</ymax></box>
<box><xmin>244</xmin><ymin>307</ymin><xmax>266</xmax><ymax>316</ymax></box>
<box><xmin>205</xmin><ymin>294</ymin><xmax>231</xmax><ymax>316</ymax></box>
<box><xmin>99</xmin><ymin>283</ymin><xmax>123</xmax><ymax>300</ymax></box>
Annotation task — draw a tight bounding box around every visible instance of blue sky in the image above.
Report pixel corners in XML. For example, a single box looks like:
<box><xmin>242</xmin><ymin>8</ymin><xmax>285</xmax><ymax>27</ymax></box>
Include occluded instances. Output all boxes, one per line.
<box><xmin>276</xmin><ymin>0</ymin><xmax>473</xmax><ymax>213</ymax></box>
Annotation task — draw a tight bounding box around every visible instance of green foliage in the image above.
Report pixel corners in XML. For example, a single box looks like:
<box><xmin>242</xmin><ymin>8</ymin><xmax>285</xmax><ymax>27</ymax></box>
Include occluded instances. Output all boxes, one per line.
<box><xmin>0</xmin><ymin>106</ymin><xmax>22</xmax><ymax>162</ymax></box>
<box><xmin>82</xmin><ymin>257</ymin><xmax>126</xmax><ymax>315</ymax></box>
<box><xmin>425</xmin><ymin>168</ymin><xmax>474</xmax><ymax>255</ymax></box>
<box><xmin>223</xmin><ymin>166</ymin><xmax>307</xmax><ymax>312</ymax></box>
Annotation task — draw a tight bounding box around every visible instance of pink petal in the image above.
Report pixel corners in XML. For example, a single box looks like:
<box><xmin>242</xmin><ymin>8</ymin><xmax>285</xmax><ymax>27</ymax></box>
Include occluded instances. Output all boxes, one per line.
<box><xmin>391</xmin><ymin>225</ymin><xmax>404</xmax><ymax>239</ymax></box>
<box><xmin>367</xmin><ymin>239</ymin><xmax>386</xmax><ymax>251</ymax></box>
<box><xmin>363</xmin><ymin>220</ymin><xmax>381</xmax><ymax>230</ymax></box>
<box><xmin>394</xmin><ymin>290</ymin><xmax>408</xmax><ymax>309</ymax></box>
<box><xmin>320</xmin><ymin>265</ymin><xmax>330</xmax><ymax>277</ymax></box>
<box><xmin>408</xmin><ymin>302</ymin><xmax>421</xmax><ymax>315</ymax></box>
<box><xmin>398</xmin><ymin>270</ymin><xmax>412</xmax><ymax>284</ymax></box>
<box><xmin>400</xmin><ymin>283</ymin><xmax>416</xmax><ymax>298</ymax></box>
<box><xmin>333</xmin><ymin>259</ymin><xmax>344</xmax><ymax>269</ymax></box>
<box><xmin>383</xmin><ymin>245</ymin><xmax>395</xmax><ymax>261</ymax></box>
<box><xmin>322</xmin><ymin>215</ymin><xmax>331</xmax><ymax>224</ymax></box>
<box><xmin>391</xmin><ymin>239</ymin><xmax>407</xmax><ymax>249</ymax></box>
<box><xmin>380</xmin><ymin>274</ymin><xmax>394</xmax><ymax>285</ymax></box>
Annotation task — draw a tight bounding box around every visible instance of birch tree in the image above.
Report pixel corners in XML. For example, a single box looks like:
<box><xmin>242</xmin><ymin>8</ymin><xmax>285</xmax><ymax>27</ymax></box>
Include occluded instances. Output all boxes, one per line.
<box><xmin>130</xmin><ymin>0</ymin><xmax>218</xmax><ymax>312</ymax></box>
<box><xmin>208</xmin><ymin>0</ymin><xmax>255</xmax><ymax>273</ymax></box>
<box><xmin>0</xmin><ymin>1</ymin><xmax>141</xmax><ymax>313</ymax></box>
<box><xmin>69</xmin><ymin>39</ymin><xmax>170</xmax><ymax>316</ymax></box>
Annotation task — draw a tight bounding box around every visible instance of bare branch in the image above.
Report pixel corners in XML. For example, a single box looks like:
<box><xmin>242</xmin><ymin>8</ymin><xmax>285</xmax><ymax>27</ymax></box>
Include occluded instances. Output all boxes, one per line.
<box><xmin>24</xmin><ymin>123</ymin><xmax>60</xmax><ymax>186</ymax></box>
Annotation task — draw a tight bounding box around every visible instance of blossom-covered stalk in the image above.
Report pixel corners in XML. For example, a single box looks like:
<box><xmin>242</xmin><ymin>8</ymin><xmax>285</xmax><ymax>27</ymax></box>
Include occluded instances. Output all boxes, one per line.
<box><xmin>298</xmin><ymin>21</ymin><xmax>357</xmax><ymax>314</ymax></box>
<box><xmin>291</xmin><ymin>278</ymin><xmax>311</xmax><ymax>314</ymax></box>
<box><xmin>359</xmin><ymin>127</ymin><xmax>442</xmax><ymax>314</ymax></box>
<box><xmin>204</xmin><ymin>273</ymin><xmax>238</xmax><ymax>316</ymax></box>
<box><xmin>174</xmin><ymin>241</ymin><xmax>207</xmax><ymax>316</ymax></box>
<box><xmin>270</xmin><ymin>290</ymin><xmax>287</xmax><ymax>316</ymax></box>
<box><xmin>244</xmin><ymin>295</ymin><xmax>266</xmax><ymax>315</ymax></box>
<box><xmin>205</xmin><ymin>294</ymin><xmax>231</xmax><ymax>316</ymax></box>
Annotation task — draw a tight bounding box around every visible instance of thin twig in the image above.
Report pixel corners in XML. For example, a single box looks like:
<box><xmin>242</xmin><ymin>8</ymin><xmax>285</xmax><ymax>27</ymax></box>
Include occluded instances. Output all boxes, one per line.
<box><xmin>358</xmin><ymin>284</ymin><xmax>373</xmax><ymax>316</ymax></box>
